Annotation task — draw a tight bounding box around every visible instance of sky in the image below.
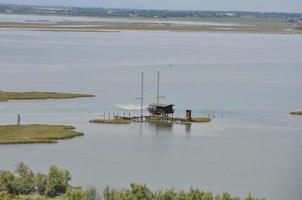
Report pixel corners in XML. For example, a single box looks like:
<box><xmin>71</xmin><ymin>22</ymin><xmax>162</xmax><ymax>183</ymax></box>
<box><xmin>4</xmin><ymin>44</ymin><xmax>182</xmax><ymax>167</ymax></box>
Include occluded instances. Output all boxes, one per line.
<box><xmin>1</xmin><ymin>0</ymin><xmax>302</xmax><ymax>13</ymax></box>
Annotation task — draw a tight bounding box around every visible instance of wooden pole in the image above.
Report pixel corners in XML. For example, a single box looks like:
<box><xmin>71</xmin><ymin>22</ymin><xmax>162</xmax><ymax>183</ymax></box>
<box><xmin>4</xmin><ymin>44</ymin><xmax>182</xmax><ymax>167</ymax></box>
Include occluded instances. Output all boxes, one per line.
<box><xmin>17</xmin><ymin>114</ymin><xmax>21</xmax><ymax>125</ymax></box>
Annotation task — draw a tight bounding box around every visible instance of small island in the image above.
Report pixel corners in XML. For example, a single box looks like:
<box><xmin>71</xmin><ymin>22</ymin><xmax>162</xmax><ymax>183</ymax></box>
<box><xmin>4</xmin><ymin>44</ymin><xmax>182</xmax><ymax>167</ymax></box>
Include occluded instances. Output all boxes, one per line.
<box><xmin>89</xmin><ymin>118</ymin><xmax>132</xmax><ymax>124</ymax></box>
<box><xmin>89</xmin><ymin>116</ymin><xmax>211</xmax><ymax>125</ymax></box>
<box><xmin>190</xmin><ymin>117</ymin><xmax>212</xmax><ymax>123</ymax></box>
<box><xmin>290</xmin><ymin>111</ymin><xmax>302</xmax><ymax>115</ymax></box>
<box><xmin>0</xmin><ymin>91</ymin><xmax>95</xmax><ymax>102</ymax></box>
<box><xmin>0</xmin><ymin>124</ymin><xmax>84</xmax><ymax>144</ymax></box>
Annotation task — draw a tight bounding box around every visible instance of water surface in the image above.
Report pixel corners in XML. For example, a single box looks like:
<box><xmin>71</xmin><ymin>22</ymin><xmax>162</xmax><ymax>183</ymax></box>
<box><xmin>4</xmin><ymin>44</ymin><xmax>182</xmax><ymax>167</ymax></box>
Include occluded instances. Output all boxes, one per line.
<box><xmin>0</xmin><ymin>30</ymin><xmax>302</xmax><ymax>200</ymax></box>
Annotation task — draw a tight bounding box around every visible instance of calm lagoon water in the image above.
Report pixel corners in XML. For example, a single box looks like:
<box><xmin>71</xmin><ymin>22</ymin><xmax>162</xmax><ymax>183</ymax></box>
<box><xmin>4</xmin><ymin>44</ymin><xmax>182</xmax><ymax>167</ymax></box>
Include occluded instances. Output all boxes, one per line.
<box><xmin>0</xmin><ymin>29</ymin><xmax>302</xmax><ymax>200</ymax></box>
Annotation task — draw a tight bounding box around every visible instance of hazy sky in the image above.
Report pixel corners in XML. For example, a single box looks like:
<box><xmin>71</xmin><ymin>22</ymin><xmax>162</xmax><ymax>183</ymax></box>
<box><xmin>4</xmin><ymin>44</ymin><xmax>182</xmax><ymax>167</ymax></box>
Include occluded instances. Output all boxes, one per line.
<box><xmin>1</xmin><ymin>0</ymin><xmax>302</xmax><ymax>13</ymax></box>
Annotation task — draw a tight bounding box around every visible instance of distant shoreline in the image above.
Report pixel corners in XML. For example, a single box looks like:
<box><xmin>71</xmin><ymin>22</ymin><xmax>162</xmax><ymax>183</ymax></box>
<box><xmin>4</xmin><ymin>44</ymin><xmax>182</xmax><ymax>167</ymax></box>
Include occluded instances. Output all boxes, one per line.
<box><xmin>0</xmin><ymin>14</ymin><xmax>301</xmax><ymax>34</ymax></box>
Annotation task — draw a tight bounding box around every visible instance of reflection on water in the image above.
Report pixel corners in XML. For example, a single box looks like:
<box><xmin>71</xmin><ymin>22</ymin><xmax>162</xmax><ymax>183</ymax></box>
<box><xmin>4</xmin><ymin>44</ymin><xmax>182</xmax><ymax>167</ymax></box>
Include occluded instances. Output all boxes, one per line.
<box><xmin>147</xmin><ymin>121</ymin><xmax>174</xmax><ymax>132</ymax></box>
<box><xmin>185</xmin><ymin>123</ymin><xmax>192</xmax><ymax>133</ymax></box>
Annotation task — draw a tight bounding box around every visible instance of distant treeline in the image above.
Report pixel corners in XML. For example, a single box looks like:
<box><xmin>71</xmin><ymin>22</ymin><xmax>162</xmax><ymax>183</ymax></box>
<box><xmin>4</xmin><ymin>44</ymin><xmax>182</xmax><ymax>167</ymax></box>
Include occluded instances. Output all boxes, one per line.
<box><xmin>0</xmin><ymin>3</ymin><xmax>302</xmax><ymax>22</ymax></box>
<box><xmin>0</xmin><ymin>163</ymin><xmax>263</xmax><ymax>200</ymax></box>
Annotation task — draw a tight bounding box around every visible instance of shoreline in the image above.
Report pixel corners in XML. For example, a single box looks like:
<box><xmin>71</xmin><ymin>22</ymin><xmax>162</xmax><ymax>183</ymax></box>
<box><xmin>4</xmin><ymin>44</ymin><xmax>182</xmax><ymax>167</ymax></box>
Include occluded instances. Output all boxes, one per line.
<box><xmin>0</xmin><ymin>91</ymin><xmax>95</xmax><ymax>102</ymax></box>
<box><xmin>0</xmin><ymin>20</ymin><xmax>301</xmax><ymax>34</ymax></box>
<box><xmin>0</xmin><ymin>124</ymin><xmax>84</xmax><ymax>144</ymax></box>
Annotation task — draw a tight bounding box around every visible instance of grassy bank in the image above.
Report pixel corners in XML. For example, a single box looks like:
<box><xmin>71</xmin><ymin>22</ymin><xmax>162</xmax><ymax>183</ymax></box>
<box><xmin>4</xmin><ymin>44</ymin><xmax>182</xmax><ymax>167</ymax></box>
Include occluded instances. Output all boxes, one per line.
<box><xmin>290</xmin><ymin>111</ymin><xmax>302</xmax><ymax>115</ymax></box>
<box><xmin>171</xmin><ymin>117</ymin><xmax>211</xmax><ymax>123</ymax></box>
<box><xmin>191</xmin><ymin>117</ymin><xmax>212</xmax><ymax>123</ymax></box>
<box><xmin>89</xmin><ymin>119</ymin><xmax>131</xmax><ymax>124</ymax></box>
<box><xmin>0</xmin><ymin>125</ymin><xmax>84</xmax><ymax>144</ymax></box>
<box><xmin>0</xmin><ymin>91</ymin><xmax>94</xmax><ymax>101</ymax></box>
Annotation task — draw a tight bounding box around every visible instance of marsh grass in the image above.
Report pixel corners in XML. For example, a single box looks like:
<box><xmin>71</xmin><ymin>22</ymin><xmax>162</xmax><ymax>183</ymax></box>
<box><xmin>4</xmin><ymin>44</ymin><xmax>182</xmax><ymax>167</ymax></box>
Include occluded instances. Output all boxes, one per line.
<box><xmin>0</xmin><ymin>124</ymin><xmax>84</xmax><ymax>144</ymax></box>
<box><xmin>290</xmin><ymin>111</ymin><xmax>302</xmax><ymax>115</ymax></box>
<box><xmin>89</xmin><ymin>119</ymin><xmax>131</xmax><ymax>124</ymax></box>
<box><xmin>0</xmin><ymin>91</ymin><xmax>94</xmax><ymax>101</ymax></box>
<box><xmin>191</xmin><ymin>117</ymin><xmax>212</xmax><ymax>123</ymax></box>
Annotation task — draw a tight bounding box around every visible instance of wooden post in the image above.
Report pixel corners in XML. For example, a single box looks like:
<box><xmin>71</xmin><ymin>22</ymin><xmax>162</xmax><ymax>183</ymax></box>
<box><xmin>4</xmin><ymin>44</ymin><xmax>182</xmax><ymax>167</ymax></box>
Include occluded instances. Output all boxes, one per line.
<box><xmin>17</xmin><ymin>114</ymin><xmax>21</xmax><ymax>125</ymax></box>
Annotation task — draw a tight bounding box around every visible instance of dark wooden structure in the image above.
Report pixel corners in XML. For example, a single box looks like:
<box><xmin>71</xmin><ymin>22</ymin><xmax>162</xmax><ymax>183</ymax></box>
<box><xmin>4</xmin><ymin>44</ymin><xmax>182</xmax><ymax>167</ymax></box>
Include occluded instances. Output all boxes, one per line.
<box><xmin>185</xmin><ymin>110</ymin><xmax>192</xmax><ymax>120</ymax></box>
<box><xmin>148</xmin><ymin>103</ymin><xmax>174</xmax><ymax>117</ymax></box>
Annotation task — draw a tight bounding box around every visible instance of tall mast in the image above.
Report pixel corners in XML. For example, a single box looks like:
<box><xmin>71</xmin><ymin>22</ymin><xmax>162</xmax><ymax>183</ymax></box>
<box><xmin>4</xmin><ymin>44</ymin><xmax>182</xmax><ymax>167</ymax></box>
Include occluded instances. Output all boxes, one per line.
<box><xmin>156</xmin><ymin>71</ymin><xmax>164</xmax><ymax>104</ymax></box>
<box><xmin>136</xmin><ymin>72</ymin><xmax>144</xmax><ymax>121</ymax></box>
<box><xmin>157</xmin><ymin>71</ymin><xmax>160</xmax><ymax>104</ymax></box>
<box><xmin>141</xmin><ymin>72</ymin><xmax>144</xmax><ymax>119</ymax></box>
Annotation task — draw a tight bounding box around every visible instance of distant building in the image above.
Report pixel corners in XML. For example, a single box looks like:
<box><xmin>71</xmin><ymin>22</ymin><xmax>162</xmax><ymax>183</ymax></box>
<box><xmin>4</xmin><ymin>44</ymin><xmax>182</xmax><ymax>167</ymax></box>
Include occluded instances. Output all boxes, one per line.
<box><xmin>148</xmin><ymin>103</ymin><xmax>174</xmax><ymax>117</ymax></box>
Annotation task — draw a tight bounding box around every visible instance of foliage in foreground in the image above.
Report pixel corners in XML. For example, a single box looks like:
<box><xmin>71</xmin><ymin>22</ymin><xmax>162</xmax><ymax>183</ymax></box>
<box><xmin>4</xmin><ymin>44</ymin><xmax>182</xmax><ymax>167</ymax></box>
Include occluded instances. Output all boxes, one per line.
<box><xmin>0</xmin><ymin>163</ymin><xmax>263</xmax><ymax>200</ymax></box>
<box><xmin>102</xmin><ymin>184</ymin><xmax>262</xmax><ymax>200</ymax></box>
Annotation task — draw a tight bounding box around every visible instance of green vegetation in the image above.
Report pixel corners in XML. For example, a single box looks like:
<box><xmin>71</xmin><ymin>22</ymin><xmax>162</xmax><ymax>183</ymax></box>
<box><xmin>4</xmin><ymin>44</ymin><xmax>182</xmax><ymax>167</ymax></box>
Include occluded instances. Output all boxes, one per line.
<box><xmin>103</xmin><ymin>184</ymin><xmax>262</xmax><ymax>200</ymax></box>
<box><xmin>170</xmin><ymin>117</ymin><xmax>211</xmax><ymax>123</ymax></box>
<box><xmin>290</xmin><ymin>111</ymin><xmax>302</xmax><ymax>115</ymax></box>
<box><xmin>0</xmin><ymin>125</ymin><xmax>84</xmax><ymax>144</ymax></box>
<box><xmin>0</xmin><ymin>163</ymin><xmax>96</xmax><ymax>200</ymax></box>
<box><xmin>0</xmin><ymin>164</ymin><xmax>262</xmax><ymax>200</ymax></box>
<box><xmin>89</xmin><ymin>119</ymin><xmax>131</xmax><ymax>124</ymax></box>
<box><xmin>0</xmin><ymin>91</ymin><xmax>94</xmax><ymax>102</ymax></box>
<box><xmin>191</xmin><ymin>117</ymin><xmax>212</xmax><ymax>123</ymax></box>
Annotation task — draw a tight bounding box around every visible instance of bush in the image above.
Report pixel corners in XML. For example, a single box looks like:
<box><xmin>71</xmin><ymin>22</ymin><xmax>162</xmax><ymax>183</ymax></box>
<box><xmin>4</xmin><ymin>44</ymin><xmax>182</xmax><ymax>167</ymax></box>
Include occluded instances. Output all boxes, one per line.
<box><xmin>64</xmin><ymin>186</ymin><xmax>98</xmax><ymax>200</ymax></box>
<box><xmin>65</xmin><ymin>188</ymin><xmax>87</xmax><ymax>200</ymax></box>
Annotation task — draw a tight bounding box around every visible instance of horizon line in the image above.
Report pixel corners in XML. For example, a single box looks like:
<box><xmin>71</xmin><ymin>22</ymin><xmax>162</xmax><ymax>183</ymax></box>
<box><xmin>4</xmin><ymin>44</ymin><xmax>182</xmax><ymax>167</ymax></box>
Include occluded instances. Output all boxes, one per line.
<box><xmin>1</xmin><ymin>2</ymin><xmax>302</xmax><ymax>15</ymax></box>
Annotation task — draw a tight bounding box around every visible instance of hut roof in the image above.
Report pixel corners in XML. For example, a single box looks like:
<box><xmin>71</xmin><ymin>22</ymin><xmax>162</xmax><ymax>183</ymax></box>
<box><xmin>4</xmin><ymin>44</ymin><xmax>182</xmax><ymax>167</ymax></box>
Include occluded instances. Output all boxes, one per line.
<box><xmin>149</xmin><ymin>103</ymin><xmax>174</xmax><ymax>108</ymax></box>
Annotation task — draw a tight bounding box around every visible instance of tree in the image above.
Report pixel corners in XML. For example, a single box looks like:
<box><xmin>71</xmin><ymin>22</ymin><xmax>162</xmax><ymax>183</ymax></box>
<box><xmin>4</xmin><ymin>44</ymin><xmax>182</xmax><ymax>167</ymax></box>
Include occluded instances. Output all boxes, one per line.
<box><xmin>14</xmin><ymin>162</ymin><xmax>35</xmax><ymax>194</ymax></box>
<box><xmin>35</xmin><ymin>173</ymin><xmax>47</xmax><ymax>195</ymax></box>
<box><xmin>0</xmin><ymin>170</ymin><xmax>17</xmax><ymax>194</ymax></box>
<box><xmin>128</xmin><ymin>183</ymin><xmax>154</xmax><ymax>200</ymax></box>
<box><xmin>45</xmin><ymin>165</ymin><xmax>71</xmax><ymax>197</ymax></box>
<box><xmin>222</xmin><ymin>192</ymin><xmax>232</xmax><ymax>200</ymax></box>
<box><xmin>215</xmin><ymin>194</ymin><xmax>222</xmax><ymax>200</ymax></box>
<box><xmin>84</xmin><ymin>186</ymin><xmax>98</xmax><ymax>200</ymax></box>
<box><xmin>245</xmin><ymin>193</ymin><xmax>255</xmax><ymax>200</ymax></box>
<box><xmin>103</xmin><ymin>186</ymin><xmax>115</xmax><ymax>200</ymax></box>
